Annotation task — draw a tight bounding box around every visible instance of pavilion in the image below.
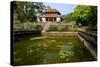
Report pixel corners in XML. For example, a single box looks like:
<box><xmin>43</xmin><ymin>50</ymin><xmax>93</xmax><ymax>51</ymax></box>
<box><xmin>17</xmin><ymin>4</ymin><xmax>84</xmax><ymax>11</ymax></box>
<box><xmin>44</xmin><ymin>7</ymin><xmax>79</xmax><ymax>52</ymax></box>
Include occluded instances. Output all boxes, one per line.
<box><xmin>40</xmin><ymin>9</ymin><xmax>62</xmax><ymax>22</ymax></box>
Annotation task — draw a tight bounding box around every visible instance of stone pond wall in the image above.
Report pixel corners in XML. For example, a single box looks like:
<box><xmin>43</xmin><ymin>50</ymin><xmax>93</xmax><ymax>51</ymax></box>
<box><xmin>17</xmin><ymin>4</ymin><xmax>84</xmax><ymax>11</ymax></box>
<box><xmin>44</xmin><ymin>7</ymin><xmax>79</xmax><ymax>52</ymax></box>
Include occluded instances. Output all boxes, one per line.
<box><xmin>78</xmin><ymin>31</ymin><xmax>97</xmax><ymax>59</ymax></box>
<box><xmin>13</xmin><ymin>30</ymin><xmax>41</xmax><ymax>41</ymax></box>
<box><xmin>42</xmin><ymin>32</ymin><xmax>78</xmax><ymax>36</ymax></box>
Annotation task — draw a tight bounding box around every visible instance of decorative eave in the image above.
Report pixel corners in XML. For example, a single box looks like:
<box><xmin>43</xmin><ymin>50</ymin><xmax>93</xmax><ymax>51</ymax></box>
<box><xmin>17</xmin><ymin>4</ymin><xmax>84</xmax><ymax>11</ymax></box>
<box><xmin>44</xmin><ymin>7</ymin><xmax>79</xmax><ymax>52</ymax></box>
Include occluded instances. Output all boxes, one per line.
<box><xmin>40</xmin><ymin>14</ymin><xmax>62</xmax><ymax>18</ymax></box>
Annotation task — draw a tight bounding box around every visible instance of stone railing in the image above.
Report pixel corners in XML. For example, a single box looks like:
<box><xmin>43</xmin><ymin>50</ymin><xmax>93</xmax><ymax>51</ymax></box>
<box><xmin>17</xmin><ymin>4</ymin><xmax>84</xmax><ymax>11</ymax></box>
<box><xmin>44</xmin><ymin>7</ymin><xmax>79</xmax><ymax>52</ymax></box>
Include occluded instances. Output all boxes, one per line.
<box><xmin>78</xmin><ymin>31</ymin><xmax>97</xmax><ymax>52</ymax></box>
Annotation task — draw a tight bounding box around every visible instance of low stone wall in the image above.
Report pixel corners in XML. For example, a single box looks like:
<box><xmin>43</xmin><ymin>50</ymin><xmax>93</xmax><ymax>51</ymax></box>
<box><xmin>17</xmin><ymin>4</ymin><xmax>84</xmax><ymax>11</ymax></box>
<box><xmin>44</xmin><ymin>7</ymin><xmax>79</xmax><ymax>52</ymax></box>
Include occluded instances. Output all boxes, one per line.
<box><xmin>13</xmin><ymin>30</ymin><xmax>41</xmax><ymax>41</ymax></box>
<box><xmin>78</xmin><ymin>31</ymin><xmax>97</xmax><ymax>59</ymax></box>
<box><xmin>78</xmin><ymin>31</ymin><xmax>97</xmax><ymax>50</ymax></box>
<box><xmin>42</xmin><ymin>32</ymin><xmax>78</xmax><ymax>36</ymax></box>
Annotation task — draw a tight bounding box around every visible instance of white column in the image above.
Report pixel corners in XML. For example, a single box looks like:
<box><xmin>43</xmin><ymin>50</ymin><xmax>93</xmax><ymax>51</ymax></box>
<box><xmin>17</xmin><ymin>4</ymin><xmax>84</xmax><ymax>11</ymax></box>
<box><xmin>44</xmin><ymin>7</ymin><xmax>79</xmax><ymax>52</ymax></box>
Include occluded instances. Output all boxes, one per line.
<box><xmin>57</xmin><ymin>17</ymin><xmax>61</xmax><ymax>22</ymax></box>
<box><xmin>42</xmin><ymin>18</ymin><xmax>46</xmax><ymax>22</ymax></box>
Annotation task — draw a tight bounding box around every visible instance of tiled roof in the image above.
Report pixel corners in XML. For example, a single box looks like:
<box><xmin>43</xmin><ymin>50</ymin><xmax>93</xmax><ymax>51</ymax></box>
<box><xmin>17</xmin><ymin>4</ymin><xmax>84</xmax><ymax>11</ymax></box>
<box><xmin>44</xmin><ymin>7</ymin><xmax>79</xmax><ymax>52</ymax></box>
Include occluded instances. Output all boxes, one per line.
<box><xmin>40</xmin><ymin>9</ymin><xmax>61</xmax><ymax>18</ymax></box>
<box><xmin>44</xmin><ymin>9</ymin><xmax>59</xmax><ymax>13</ymax></box>
<box><xmin>43</xmin><ymin>9</ymin><xmax>61</xmax><ymax>15</ymax></box>
<box><xmin>40</xmin><ymin>14</ymin><xmax>61</xmax><ymax>17</ymax></box>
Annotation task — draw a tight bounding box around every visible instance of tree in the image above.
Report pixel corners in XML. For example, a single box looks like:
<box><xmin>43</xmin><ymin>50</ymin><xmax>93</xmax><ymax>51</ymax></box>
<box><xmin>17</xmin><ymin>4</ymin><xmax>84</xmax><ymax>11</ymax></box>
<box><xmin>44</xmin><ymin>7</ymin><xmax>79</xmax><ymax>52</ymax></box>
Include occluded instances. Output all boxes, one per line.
<box><xmin>72</xmin><ymin>5</ymin><xmax>97</xmax><ymax>29</ymax></box>
<box><xmin>12</xmin><ymin>1</ymin><xmax>46</xmax><ymax>23</ymax></box>
<box><xmin>62</xmin><ymin>13</ymin><xmax>74</xmax><ymax>22</ymax></box>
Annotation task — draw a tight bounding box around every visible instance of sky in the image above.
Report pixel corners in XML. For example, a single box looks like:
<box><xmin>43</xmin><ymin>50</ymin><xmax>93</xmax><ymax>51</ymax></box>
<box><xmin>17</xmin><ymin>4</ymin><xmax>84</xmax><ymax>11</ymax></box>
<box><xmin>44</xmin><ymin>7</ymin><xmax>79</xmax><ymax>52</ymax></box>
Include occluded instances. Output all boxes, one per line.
<box><xmin>43</xmin><ymin>3</ymin><xmax>76</xmax><ymax>15</ymax></box>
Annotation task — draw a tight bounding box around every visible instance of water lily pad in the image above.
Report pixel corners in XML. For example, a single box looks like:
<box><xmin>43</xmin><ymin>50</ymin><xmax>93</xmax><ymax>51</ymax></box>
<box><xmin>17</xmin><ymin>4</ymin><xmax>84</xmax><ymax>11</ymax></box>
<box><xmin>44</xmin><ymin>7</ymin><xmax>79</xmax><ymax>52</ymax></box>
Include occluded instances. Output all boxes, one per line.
<box><xmin>59</xmin><ymin>50</ymin><xmax>74</xmax><ymax>59</ymax></box>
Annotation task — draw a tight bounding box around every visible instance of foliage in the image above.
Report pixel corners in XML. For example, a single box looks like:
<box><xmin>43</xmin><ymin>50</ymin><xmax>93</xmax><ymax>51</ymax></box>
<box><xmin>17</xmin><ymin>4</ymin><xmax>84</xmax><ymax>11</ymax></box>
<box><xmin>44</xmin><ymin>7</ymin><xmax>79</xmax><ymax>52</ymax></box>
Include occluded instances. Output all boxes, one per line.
<box><xmin>48</xmin><ymin>25</ymin><xmax>58</xmax><ymax>31</ymax></box>
<box><xmin>58</xmin><ymin>25</ymin><xmax>68</xmax><ymax>32</ymax></box>
<box><xmin>62</xmin><ymin>13</ymin><xmax>74</xmax><ymax>22</ymax></box>
<box><xmin>72</xmin><ymin>5</ymin><xmax>97</xmax><ymax>29</ymax></box>
<box><xmin>12</xmin><ymin>1</ymin><xmax>46</xmax><ymax>23</ymax></box>
<box><xmin>48</xmin><ymin>24</ymin><xmax>74</xmax><ymax>32</ymax></box>
<box><xmin>14</xmin><ymin>23</ymin><xmax>43</xmax><ymax>31</ymax></box>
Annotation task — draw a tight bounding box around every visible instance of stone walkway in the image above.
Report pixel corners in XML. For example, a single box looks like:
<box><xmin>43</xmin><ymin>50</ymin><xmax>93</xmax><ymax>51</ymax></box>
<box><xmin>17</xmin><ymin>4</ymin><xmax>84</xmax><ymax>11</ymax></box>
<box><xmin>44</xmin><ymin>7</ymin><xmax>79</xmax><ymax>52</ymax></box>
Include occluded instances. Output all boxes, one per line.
<box><xmin>42</xmin><ymin>22</ymin><xmax>51</xmax><ymax>32</ymax></box>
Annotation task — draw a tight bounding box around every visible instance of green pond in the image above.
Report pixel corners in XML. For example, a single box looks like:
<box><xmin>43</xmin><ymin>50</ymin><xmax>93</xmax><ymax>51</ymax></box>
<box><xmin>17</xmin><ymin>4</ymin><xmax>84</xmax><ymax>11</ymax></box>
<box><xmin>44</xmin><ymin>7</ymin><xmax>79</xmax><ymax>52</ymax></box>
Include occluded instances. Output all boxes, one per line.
<box><xmin>13</xmin><ymin>35</ymin><xmax>95</xmax><ymax>65</ymax></box>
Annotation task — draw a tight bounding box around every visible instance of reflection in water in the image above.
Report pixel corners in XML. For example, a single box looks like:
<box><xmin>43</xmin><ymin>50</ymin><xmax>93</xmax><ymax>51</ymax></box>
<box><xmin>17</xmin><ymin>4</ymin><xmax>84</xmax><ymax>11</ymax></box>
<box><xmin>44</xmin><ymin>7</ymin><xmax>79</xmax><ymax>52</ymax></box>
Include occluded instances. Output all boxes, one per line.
<box><xmin>13</xmin><ymin>36</ymin><xmax>95</xmax><ymax>65</ymax></box>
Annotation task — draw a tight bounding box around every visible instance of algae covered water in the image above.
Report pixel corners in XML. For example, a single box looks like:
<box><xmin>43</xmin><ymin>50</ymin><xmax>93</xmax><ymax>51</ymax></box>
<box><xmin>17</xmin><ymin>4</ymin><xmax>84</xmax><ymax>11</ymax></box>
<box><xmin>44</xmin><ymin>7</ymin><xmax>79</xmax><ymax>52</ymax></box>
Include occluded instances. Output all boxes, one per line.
<box><xmin>13</xmin><ymin>35</ymin><xmax>95</xmax><ymax>65</ymax></box>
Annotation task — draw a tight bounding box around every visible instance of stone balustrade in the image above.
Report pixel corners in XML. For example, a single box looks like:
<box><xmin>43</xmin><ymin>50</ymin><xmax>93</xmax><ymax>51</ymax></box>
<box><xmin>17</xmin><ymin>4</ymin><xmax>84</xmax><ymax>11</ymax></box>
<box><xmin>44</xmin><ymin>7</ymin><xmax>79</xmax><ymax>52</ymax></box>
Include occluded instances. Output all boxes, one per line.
<box><xmin>78</xmin><ymin>31</ymin><xmax>97</xmax><ymax>53</ymax></box>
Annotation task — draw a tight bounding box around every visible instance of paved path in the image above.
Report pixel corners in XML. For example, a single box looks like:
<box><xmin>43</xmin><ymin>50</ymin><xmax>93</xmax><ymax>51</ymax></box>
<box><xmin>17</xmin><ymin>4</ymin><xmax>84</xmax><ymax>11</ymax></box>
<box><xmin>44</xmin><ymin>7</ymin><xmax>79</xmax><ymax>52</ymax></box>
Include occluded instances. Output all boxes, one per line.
<box><xmin>42</xmin><ymin>22</ymin><xmax>51</xmax><ymax>32</ymax></box>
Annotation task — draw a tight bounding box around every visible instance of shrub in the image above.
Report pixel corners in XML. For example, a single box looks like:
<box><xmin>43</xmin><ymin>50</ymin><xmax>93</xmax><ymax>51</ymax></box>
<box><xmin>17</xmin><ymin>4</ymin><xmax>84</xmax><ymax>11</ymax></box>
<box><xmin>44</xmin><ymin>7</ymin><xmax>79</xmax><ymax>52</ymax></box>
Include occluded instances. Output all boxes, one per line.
<box><xmin>48</xmin><ymin>25</ymin><xmax>58</xmax><ymax>31</ymax></box>
<box><xmin>14</xmin><ymin>23</ymin><xmax>43</xmax><ymax>31</ymax></box>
